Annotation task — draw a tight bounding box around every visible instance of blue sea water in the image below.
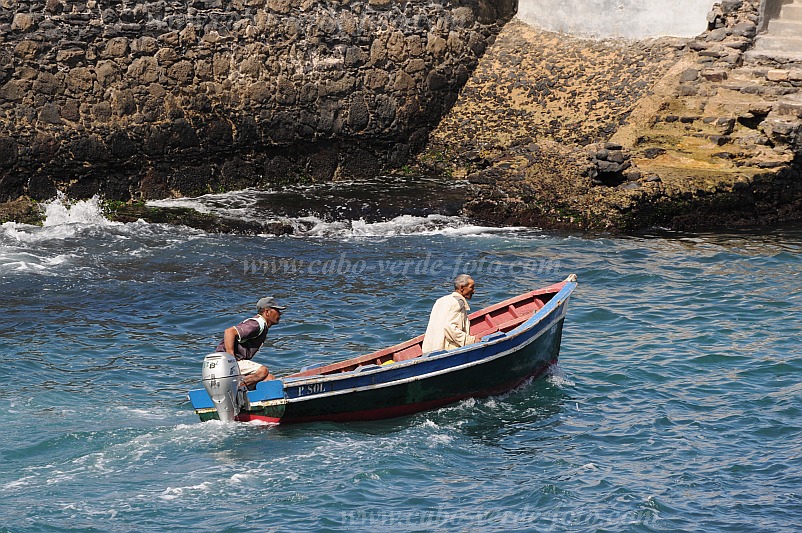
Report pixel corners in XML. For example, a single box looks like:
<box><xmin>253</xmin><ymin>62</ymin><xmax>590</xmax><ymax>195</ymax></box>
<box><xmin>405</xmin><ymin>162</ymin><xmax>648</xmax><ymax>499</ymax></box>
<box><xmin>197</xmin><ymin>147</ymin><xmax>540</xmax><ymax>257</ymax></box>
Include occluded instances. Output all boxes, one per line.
<box><xmin>1</xmin><ymin>189</ymin><xmax>800</xmax><ymax>532</ymax></box>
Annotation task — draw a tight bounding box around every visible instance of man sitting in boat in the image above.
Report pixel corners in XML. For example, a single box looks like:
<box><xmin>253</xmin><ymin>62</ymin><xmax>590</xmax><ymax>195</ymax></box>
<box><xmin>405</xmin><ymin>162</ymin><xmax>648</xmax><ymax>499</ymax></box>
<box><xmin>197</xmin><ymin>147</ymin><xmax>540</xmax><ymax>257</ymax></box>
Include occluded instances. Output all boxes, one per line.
<box><xmin>422</xmin><ymin>274</ymin><xmax>477</xmax><ymax>354</ymax></box>
<box><xmin>215</xmin><ymin>296</ymin><xmax>285</xmax><ymax>388</ymax></box>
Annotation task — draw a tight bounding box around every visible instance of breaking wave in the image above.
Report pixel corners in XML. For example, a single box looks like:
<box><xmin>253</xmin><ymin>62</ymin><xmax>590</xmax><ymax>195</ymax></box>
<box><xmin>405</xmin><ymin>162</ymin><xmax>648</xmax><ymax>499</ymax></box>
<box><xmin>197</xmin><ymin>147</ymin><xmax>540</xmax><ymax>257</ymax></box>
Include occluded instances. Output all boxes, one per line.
<box><xmin>1</xmin><ymin>194</ymin><xmax>115</xmax><ymax>243</ymax></box>
<box><xmin>284</xmin><ymin>214</ymin><xmax>523</xmax><ymax>238</ymax></box>
<box><xmin>145</xmin><ymin>183</ymin><xmax>527</xmax><ymax>238</ymax></box>
<box><xmin>1</xmin><ymin>181</ymin><xmax>525</xmax><ymax>248</ymax></box>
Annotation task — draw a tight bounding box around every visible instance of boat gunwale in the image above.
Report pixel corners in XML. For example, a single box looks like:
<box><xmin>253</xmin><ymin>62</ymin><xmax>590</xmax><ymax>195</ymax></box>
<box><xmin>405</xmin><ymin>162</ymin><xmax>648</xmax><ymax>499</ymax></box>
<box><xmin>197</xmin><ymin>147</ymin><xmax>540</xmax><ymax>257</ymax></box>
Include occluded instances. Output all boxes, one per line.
<box><xmin>284</xmin><ymin>281</ymin><xmax>569</xmax><ymax>379</ymax></box>
<box><xmin>280</xmin><ymin>280</ymin><xmax>576</xmax><ymax>389</ymax></box>
<box><xmin>280</xmin><ymin>307</ymin><xmax>569</xmax><ymax>405</ymax></box>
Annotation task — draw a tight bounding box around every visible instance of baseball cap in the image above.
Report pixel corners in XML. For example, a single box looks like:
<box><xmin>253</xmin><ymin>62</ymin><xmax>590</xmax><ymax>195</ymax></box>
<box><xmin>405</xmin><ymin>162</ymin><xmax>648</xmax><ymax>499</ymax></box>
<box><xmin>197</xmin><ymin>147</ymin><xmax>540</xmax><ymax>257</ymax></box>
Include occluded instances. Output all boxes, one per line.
<box><xmin>256</xmin><ymin>296</ymin><xmax>286</xmax><ymax>311</ymax></box>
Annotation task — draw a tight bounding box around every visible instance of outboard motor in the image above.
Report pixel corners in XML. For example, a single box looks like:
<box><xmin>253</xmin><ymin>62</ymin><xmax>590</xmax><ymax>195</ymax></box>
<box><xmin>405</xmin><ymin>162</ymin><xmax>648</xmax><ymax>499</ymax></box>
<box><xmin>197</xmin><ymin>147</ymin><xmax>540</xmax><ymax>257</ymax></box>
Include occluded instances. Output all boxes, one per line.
<box><xmin>202</xmin><ymin>353</ymin><xmax>249</xmax><ymax>422</ymax></box>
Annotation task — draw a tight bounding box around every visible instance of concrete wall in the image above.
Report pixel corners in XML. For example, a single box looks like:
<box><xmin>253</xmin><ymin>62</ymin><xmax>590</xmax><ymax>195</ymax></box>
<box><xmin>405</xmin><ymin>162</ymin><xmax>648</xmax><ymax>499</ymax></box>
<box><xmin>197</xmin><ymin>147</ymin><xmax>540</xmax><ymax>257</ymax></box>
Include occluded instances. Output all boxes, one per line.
<box><xmin>517</xmin><ymin>0</ymin><xmax>717</xmax><ymax>38</ymax></box>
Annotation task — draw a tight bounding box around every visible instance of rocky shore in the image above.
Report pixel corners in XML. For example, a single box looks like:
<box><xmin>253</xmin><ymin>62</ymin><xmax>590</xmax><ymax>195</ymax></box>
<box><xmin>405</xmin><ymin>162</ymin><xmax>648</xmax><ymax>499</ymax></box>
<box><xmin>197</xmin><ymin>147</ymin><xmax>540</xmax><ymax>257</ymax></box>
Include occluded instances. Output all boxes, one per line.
<box><xmin>2</xmin><ymin>0</ymin><xmax>802</xmax><ymax>232</ymax></box>
<box><xmin>422</xmin><ymin>0</ymin><xmax>802</xmax><ymax>231</ymax></box>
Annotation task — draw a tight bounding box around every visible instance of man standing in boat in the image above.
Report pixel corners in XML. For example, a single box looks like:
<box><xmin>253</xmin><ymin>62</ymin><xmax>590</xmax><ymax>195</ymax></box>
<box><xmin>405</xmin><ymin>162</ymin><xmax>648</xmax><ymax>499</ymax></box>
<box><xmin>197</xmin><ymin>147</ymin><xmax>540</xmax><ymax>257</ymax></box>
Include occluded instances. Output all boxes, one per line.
<box><xmin>422</xmin><ymin>274</ymin><xmax>477</xmax><ymax>354</ymax></box>
<box><xmin>216</xmin><ymin>296</ymin><xmax>285</xmax><ymax>388</ymax></box>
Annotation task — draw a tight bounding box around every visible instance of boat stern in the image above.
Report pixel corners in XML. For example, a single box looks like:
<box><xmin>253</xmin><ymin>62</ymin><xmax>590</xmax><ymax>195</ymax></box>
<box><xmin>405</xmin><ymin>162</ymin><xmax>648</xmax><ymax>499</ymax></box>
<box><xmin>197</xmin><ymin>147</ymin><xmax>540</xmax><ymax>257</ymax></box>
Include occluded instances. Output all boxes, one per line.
<box><xmin>188</xmin><ymin>379</ymin><xmax>287</xmax><ymax>423</ymax></box>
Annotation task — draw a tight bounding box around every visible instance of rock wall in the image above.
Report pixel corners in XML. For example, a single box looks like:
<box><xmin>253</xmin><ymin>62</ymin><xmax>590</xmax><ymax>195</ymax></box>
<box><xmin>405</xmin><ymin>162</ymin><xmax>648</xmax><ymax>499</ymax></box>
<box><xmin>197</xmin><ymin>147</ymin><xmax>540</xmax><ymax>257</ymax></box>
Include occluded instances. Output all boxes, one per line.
<box><xmin>0</xmin><ymin>0</ymin><xmax>514</xmax><ymax>202</ymax></box>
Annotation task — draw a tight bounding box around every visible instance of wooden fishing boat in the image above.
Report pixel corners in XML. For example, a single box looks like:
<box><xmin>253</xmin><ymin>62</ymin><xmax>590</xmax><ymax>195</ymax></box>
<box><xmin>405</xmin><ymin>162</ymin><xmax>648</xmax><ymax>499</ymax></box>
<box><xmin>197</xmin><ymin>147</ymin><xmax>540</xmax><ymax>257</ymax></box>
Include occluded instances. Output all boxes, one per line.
<box><xmin>188</xmin><ymin>275</ymin><xmax>577</xmax><ymax>423</ymax></box>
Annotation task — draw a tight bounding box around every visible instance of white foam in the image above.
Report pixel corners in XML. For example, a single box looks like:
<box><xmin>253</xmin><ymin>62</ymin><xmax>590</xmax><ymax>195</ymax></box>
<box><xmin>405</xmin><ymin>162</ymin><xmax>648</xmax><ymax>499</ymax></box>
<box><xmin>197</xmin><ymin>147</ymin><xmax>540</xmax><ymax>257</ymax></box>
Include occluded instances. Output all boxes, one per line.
<box><xmin>427</xmin><ymin>433</ymin><xmax>455</xmax><ymax>446</ymax></box>
<box><xmin>127</xmin><ymin>407</ymin><xmax>176</xmax><ymax>421</ymax></box>
<box><xmin>159</xmin><ymin>481</ymin><xmax>214</xmax><ymax>500</ymax></box>
<box><xmin>146</xmin><ymin>197</ymin><xmax>213</xmax><ymax>214</ymax></box>
<box><xmin>242</xmin><ymin>418</ymin><xmax>278</xmax><ymax>426</ymax></box>
<box><xmin>0</xmin><ymin>199</ymin><xmax>97</xmax><ymax>274</ymax></box>
<box><xmin>547</xmin><ymin>365</ymin><xmax>575</xmax><ymax>387</ymax></box>
<box><xmin>2</xmin><ymin>475</ymin><xmax>37</xmax><ymax>491</ymax></box>
<box><xmin>0</xmin><ymin>247</ymin><xmax>78</xmax><ymax>275</ymax></box>
<box><xmin>146</xmin><ymin>188</ymin><xmax>266</xmax><ymax>218</ymax></box>
<box><xmin>0</xmin><ymin>221</ymin><xmax>69</xmax><ymax>248</ymax></box>
<box><xmin>420</xmin><ymin>419</ymin><xmax>442</xmax><ymax>430</ymax></box>
<box><xmin>42</xmin><ymin>194</ymin><xmax>111</xmax><ymax>227</ymax></box>
<box><xmin>230</xmin><ymin>473</ymin><xmax>251</xmax><ymax>483</ymax></box>
<box><xmin>145</xmin><ymin>187</ymin><xmax>529</xmax><ymax>238</ymax></box>
<box><xmin>444</xmin><ymin>225</ymin><xmax>531</xmax><ymax>236</ymax></box>
<box><xmin>1</xmin><ymin>194</ymin><xmax>117</xmax><ymax>245</ymax></box>
<box><xmin>290</xmin><ymin>214</ymin><xmax>514</xmax><ymax>238</ymax></box>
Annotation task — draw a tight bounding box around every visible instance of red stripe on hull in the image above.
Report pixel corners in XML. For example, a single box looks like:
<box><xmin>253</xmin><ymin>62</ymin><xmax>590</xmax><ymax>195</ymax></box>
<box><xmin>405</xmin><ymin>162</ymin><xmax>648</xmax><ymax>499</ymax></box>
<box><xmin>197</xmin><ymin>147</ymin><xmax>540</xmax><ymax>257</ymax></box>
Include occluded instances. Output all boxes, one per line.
<box><xmin>235</xmin><ymin>414</ymin><xmax>282</xmax><ymax>424</ymax></box>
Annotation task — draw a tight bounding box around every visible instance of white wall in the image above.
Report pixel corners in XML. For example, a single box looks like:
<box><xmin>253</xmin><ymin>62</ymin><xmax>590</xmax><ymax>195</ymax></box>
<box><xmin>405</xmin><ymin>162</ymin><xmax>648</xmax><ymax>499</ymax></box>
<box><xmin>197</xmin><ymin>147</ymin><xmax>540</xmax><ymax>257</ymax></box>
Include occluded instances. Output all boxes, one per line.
<box><xmin>516</xmin><ymin>0</ymin><xmax>717</xmax><ymax>39</ymax></box>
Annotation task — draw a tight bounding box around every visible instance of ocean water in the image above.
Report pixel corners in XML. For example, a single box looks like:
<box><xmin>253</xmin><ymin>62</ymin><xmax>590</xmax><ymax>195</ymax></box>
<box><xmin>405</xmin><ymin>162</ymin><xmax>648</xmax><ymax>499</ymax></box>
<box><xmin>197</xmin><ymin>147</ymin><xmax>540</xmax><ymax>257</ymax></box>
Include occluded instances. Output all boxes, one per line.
<box><xmin>1</xmin><ymin>188</ymin><xmax>800</xmax><ymax>532</ymax></box>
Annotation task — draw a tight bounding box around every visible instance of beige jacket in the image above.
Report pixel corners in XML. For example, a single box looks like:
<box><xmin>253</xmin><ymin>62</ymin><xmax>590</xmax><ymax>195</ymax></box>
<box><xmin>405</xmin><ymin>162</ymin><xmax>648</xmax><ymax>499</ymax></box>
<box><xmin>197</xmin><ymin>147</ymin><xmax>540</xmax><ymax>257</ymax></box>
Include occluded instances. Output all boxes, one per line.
<box><xmin>421</xmin><ymin>292</ymin><xmax>476</xmax><ymax>353</ymax></box>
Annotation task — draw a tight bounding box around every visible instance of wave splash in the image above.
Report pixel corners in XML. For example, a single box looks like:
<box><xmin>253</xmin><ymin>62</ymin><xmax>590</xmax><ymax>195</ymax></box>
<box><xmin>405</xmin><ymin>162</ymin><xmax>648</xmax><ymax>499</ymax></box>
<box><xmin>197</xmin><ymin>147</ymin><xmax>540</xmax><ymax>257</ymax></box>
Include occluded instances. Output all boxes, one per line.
<box><xmin>146</xmin><ymin>185</ymin><xmax>525</xmax><ymax>238</ymax></box>
<box><xmin>0</xmin><ymin>195</ymin><xmax>116</xmax><ymax>275</ymax></box>
<box><xmin>2</xmin><ymin>185</ymin><xmax>524</xmax><ymax>243</ymax></box>
<box><xmin>41</xmin><ymin>193</ymin><xmax>111</xmax><ymax>228</ymax></box>
<box><xmin>1</xmin><ymin>194</ymin><xmax>113</xmax><ymax>243</ymax></box>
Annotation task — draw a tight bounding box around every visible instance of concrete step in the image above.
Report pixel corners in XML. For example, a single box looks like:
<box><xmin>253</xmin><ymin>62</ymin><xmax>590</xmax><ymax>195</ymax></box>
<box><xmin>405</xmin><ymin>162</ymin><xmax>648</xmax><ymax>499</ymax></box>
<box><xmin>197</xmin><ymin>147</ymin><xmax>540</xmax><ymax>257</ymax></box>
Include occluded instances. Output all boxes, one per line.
<box><xmin>783</xmin><ymin>5</ymin><xmax>802</xmax><ymax>22</ymax></box>
<box><xmin>751</xmin><ymin>35</ymin><xmax>802</xmax><ymax>60</ymax></box>
<box><xmin>716</xmin><ymin>67</ymin><xmax>802</xmax><ymax>93</ymax></box>
<box><xmin>768</xmin><ymin>20</ymin><xmax>802</xmax><ymax>37</ymax></box>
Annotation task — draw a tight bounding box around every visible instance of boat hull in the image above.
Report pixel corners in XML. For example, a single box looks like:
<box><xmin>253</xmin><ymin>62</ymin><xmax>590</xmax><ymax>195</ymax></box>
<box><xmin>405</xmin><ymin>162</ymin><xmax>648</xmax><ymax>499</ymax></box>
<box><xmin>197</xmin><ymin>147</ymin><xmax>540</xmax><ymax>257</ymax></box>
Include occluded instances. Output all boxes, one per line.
<box><xmin>270</xmin><ymin>320</ymin><xmax>563</xmax><ymax>424</ymax></box>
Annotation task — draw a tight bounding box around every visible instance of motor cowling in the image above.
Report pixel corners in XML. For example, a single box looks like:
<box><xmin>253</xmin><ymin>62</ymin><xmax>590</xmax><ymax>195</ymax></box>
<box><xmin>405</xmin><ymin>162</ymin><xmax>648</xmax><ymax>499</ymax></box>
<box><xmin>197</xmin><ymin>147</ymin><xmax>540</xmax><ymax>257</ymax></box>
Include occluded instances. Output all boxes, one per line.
<box><xmin>202</xmin><ymin>353</ymin><xmax>249</xmax><ymax>422</ymax></box>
